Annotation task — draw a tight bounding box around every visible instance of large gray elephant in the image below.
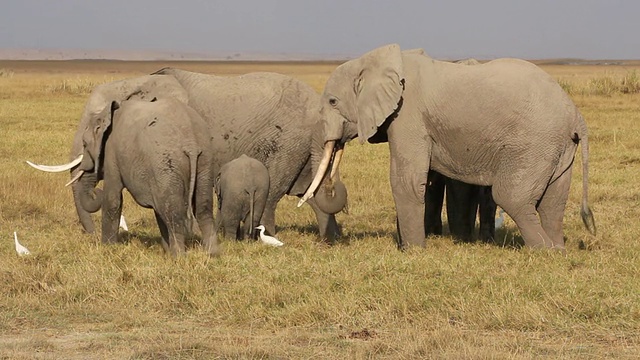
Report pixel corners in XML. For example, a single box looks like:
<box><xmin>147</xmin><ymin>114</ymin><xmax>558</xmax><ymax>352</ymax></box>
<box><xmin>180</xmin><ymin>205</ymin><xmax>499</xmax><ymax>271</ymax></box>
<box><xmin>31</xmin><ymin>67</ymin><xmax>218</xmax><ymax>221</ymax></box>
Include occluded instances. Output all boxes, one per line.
<box><xmin>72</xmin><ymin>98</ymin><xmax>219</xmax><ymax>256</ymax></box>
<box><xmin>28</xmin><ymin>69</ymin><xmax>347</xmax><ymax>240</ymax></box>
<box><xmin>214</xmin><ymin>154</ymin><xmax>270</xmax><ymax>240</ymax></box>
<box><xmin>301</xmin><ymin>44</ymin><xmax>596</xmax><ymax>250</ymax></box>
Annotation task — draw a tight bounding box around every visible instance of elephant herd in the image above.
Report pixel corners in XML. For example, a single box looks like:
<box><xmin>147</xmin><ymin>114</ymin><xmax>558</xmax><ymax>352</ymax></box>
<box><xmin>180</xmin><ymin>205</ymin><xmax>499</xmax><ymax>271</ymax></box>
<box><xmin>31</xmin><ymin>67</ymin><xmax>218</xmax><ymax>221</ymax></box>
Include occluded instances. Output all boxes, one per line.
<box><xmin>28</xmin><ymin>44</ymin><xmax>596</xmax><ymax>255</ymax></box>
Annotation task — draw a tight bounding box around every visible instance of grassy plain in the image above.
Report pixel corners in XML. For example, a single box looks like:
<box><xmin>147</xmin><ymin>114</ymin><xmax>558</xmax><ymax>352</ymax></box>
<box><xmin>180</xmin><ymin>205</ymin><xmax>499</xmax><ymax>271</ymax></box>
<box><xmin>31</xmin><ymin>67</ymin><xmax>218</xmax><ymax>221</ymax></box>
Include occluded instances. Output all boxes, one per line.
<box><xmin>1</xmin><ymin>59</ymin><xmax>640</xmax><ymax>359</ymax></box>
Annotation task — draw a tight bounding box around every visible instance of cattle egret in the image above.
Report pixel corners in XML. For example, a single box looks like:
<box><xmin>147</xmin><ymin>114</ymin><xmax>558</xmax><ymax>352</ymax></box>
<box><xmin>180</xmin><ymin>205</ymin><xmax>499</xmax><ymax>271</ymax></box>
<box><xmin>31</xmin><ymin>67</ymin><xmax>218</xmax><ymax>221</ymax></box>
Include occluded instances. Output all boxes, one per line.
<box><xmin>14</xmin><ymin>232</ymin><xmax>31</xmax><ymax>256</ymax></box>
<box><xmin>255</xmin><ymin>225</ymin><xmax>284</xmax><ymax>247</ymax></box>
<box><xmin>119</xmin><ymin>215</ymin><xmax>128</xmax><ymax>231</ymax></box>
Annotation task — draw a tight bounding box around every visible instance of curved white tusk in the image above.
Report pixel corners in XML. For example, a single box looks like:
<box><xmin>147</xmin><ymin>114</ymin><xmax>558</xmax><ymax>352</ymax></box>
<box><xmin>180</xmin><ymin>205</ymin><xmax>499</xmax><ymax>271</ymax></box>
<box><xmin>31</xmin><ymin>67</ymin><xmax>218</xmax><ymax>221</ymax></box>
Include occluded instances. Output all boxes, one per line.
<box><xmin>329</xmin><ymin>146</ymin><xmax>344</xmax><ymax>181</ymax></box>
<box><xmin>297</xmin><ymin>140</ymin><xmax>335</xmax><ymax>207</ymax></box>
<box><xmin>65</xmin><ymin>170</ymin><xmax>84</xmax><ymax>187</ymax></box>
<box><xmin>26</xmin><ymin>154</ymin><xmax>83</xmax><ymax>173</ymax></box>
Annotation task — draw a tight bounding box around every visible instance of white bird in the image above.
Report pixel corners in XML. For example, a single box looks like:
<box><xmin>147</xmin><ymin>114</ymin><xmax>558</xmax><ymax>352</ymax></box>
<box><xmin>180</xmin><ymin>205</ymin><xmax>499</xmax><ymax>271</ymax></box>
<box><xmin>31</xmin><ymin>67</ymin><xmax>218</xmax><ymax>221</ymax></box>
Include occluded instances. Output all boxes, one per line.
<box><xmin>495</xmin><ymin>208</ymin><xmax>506</xmax><ymax>229</ymax></box>
<box><xmin>119</xmin><ymin>215</ymin><xmax>129</xmax><ymax>231</ymax></box>
<box><xmin>255</xmin><ymin>225</ymin><xmax>284</xmax><ymax>247</ymax></box>
<box><xmin>14</xmin><ymin>232</ymin><xmax>31</xmax><ymax>256</ymax></box>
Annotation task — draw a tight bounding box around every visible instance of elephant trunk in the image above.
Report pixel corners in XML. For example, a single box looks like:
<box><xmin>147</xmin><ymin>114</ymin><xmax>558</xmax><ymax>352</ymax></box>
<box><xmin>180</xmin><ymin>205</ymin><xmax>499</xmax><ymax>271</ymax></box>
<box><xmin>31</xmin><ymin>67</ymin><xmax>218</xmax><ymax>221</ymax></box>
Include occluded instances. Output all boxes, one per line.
<box><xmin>298</xmin><ymin>135</ymin><xmax>347</xmax><ymax>214</ymax></box>
<box><xmin>77</xmin><ymin>170</ymin><xmax>103</xmax><ymax>214</ymax></box>
<box><xmin>71</xmin><ymin>168</ymin><xmax>96</xmax><ymax>232</ymax></box>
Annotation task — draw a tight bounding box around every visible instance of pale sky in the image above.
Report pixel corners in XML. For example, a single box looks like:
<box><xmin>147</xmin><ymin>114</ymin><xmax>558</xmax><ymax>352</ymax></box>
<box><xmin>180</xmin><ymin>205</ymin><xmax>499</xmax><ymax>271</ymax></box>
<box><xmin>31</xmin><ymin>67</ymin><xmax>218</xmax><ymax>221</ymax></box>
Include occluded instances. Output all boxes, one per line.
<box><xmin>1</xmin><ymin>0</ymin><xmax>637</xmax><ymax>59</ymax></box>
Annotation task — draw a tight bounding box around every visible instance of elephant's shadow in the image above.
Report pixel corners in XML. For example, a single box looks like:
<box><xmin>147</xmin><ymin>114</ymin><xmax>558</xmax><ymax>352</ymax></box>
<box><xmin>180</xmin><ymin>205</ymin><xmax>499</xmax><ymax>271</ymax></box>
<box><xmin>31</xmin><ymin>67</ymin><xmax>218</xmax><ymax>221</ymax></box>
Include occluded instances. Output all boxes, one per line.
<box><xmin>280</xmin><ymin>223</ymin><xmax>397</xmax><ymax>246</ymax></box>
<box><xmin>118</xmin><ymin>217</ymin><xmax>205</xmax><ymax>250</ymax></box>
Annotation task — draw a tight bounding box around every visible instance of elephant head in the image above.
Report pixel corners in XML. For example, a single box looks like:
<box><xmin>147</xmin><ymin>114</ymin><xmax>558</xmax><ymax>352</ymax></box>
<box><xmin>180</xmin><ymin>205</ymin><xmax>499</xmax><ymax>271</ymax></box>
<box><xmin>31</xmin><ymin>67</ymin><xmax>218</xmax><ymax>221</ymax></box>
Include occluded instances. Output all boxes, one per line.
<box><xmin>299</xmin><ymin>44</ymin><xmax>405</xmax><ymax>206</ymax></box>
<box><xmin>69</xmin><ymin>101</ymin><xmax>120</xmax><ymax>214</ymax></box>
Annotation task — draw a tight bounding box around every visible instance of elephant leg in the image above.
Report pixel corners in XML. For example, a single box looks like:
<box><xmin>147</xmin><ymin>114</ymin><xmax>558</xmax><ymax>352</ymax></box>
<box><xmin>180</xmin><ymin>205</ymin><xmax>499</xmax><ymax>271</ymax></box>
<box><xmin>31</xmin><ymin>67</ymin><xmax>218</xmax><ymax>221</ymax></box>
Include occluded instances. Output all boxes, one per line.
<box><xmin>221</xmin><ymin>212</ymin><xmax>242</xmax><ymax>241</ymax></box>
<box><xmin>101</xmin><ymin>185</ymin><xmax>123</xmax><ymax>244</ymax></box>
<box><xmin>195</xmin><ymin>178</ymin><xmax>219</xmax><ymax>256</ymax></box>
<box><xmin>251</xmin><ymin>196</ymin><xmax>267</xmax><ymax>241</ymax></box>
<box><xmin>155</xmin><ymin>192</ymin><xmax>188</xmax><ymax>256</ymax></box>
<box><xmin>307</xmin><ymin>197</ymin><xmax>340</xmax><ymax>242</ymax></box>
<box><xmin>260</xmin><ymin>199</ymin><xmax>278</xmax><ymax>236</ymax></box>
<box><xmin>154</xmin><ymin>211</ymin><xmax>171</xmax><ymax>253</ymax></box>
<box><xmin>424</xmin><ymin>170</ymin><xmax>445</xmax><ymax>236</ymax></box>
<box><xmin>493</xmin><ymin>180</ymin><xmax>558</xmax><ymax>250</ymax></box>
<box><xmin>390</xmin><ymin>170</ymin><xmax>429</xmax><ymax>249</ymax></box>
<box><xmin>445</xmin><ymin>178</ymin><xmax>479</xmax><ymax>242</ymax></box>
<box><xmin>478</xmin><ymin>186</ymin><xmax>497</xmax><ymax>243</ymax></box>
<box><xmin>537</xmin><ymin>167</ymin><xmax>572</xmax><ymax>247</ymax></box>
<box><xmin>388</xmin><ymin>133</ymin><xmax>431</xmax><ymax>249</ymax></box>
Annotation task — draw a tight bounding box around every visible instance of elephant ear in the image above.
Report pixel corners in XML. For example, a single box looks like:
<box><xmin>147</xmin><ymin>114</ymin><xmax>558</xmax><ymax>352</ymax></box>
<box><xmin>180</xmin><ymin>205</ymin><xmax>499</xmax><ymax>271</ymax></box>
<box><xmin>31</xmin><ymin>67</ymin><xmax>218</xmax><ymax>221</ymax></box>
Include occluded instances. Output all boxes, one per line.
<box><xmin>91</xmin><ymin>101</ymin><xmax>119</xmax><ymax>172</ymax></box>
<box><xmin>355</xmin><ymin>44</ymin><xmax>405</xmax><ymax>143</ymax></box>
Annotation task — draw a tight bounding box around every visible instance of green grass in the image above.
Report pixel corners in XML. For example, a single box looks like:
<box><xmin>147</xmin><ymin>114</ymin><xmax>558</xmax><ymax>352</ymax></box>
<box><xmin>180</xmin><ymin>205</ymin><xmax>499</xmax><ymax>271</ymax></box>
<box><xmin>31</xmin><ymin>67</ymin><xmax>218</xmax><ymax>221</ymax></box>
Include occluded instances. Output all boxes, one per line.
<box><xmin>1</xmin><ymin>62</ymin><xmax>640</xmax><ymax>358</ymax></box>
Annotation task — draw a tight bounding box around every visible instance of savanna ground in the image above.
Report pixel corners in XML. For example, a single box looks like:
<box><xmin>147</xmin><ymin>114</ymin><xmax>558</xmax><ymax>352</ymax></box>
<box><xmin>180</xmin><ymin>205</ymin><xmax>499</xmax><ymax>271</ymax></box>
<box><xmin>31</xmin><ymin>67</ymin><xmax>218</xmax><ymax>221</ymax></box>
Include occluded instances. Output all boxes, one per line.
<box><xmin>1</xmin><ymin>58</ymin><xmax>639</xmax><ymax>359</ymax></box>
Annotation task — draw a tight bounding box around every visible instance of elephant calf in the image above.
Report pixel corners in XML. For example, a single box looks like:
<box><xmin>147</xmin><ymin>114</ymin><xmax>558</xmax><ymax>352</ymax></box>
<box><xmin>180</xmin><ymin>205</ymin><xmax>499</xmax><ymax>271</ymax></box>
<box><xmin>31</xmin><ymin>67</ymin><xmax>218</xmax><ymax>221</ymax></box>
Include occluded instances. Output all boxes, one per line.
<box><xmin>215</xmin><ymin>155</ymin><xmax>270</xmax><ymax>240</ymax></box>
<box><xmin>71</xmin><ymin>98</ymin><xmax>219</xmax><ymax>256</ymax></box>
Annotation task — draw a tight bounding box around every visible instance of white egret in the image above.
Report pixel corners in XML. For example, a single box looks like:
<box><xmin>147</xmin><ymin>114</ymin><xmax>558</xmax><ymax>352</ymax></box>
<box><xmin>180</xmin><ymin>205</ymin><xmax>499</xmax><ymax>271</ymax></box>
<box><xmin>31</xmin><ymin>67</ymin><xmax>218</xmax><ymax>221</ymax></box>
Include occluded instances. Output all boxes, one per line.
<box><xmin>14</xmin><ymin>232</ymin><xmax>31</xmax><ymax>256</ymax></box>
<box><xmin>255</xmin><ymin>225</ymin><xmax>284</xmax><ymax>247</ymax></box>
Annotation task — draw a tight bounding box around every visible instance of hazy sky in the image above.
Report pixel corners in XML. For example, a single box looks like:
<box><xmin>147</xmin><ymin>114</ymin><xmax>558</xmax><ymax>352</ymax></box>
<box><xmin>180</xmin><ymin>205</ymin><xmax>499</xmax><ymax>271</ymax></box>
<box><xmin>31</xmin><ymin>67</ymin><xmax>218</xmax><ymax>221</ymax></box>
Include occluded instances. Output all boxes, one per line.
<box><xmin>1</xmin><ymin>0</ymin><xmax>637</xmax><ymax>59</ymax></box>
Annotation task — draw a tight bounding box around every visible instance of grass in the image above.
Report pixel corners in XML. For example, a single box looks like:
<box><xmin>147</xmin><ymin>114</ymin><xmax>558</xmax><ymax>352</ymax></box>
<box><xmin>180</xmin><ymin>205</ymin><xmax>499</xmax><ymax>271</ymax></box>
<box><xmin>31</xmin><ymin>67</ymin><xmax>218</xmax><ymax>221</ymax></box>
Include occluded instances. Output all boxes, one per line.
<box><xmin>1</xmin><ymin>60</ymin><xmax>640</xmax><ymax>358</ymax></box>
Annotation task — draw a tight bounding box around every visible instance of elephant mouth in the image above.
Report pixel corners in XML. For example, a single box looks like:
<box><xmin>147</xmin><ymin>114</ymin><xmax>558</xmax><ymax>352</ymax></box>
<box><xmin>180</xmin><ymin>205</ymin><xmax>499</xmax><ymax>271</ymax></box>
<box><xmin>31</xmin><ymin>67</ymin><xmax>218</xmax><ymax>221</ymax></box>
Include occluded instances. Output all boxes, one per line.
<box><xmin>297</xmin><ymin>140</ymin><xmax>343</xmax><ymax>207</ymax></box>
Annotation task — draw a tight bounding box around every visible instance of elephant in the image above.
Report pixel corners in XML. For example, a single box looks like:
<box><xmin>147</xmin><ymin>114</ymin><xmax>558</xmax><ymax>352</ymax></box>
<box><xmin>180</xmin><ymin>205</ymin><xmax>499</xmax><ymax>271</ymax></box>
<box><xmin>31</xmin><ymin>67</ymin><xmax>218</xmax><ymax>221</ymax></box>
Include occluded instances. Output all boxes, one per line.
<box><xmin>214</xmin><ymin>154</ymin><xmax>270</xmax><ymax>240</ymax></box>
<box><xmin>28</xmin><ymin>68</ymin><xmax>348</xmax><ymax>241</ymax></box>
<box><xmin>27</xmin><ymin>75</ymin><xmax>189</xmax><ymax>234</ymax></box>
<box><xmin>71</xmin><ymin>98</ymin><xmax>219</xmax><ymax>256</ymax></box>
<box><xmin>300</xmin><ymin>44</ymin><xmax>596</xmax><ymax>250</ymax></box>
<box><xmin>425</xmin><ymin>170</ymin><xmax>497</xmax><ymax>242</ymax></box>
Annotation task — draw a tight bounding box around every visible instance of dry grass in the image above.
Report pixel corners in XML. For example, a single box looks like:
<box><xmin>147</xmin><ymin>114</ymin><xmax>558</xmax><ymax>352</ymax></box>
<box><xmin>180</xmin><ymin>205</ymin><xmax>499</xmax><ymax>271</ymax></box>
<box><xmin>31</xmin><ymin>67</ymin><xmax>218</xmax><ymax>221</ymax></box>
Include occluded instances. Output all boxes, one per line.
<box><xmin>1</xmin><ymin>60</ymin><xmax>640</xmax><ymax>359</ymax></box>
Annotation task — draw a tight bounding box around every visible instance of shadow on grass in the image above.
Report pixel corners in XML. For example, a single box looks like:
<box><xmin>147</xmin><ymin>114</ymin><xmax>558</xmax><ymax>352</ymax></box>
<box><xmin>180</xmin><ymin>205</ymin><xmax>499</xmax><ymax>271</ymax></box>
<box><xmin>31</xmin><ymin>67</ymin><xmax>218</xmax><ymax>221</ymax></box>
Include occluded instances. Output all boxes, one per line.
<box><xmin>119</xmin><ymin>230</ymin><xmax>206</xmax><ymax>251</ymax></box>
<box><xmin>279</xmin><ymin>223</ymin><xmax>396</xmax><ymax>246</ymax></box>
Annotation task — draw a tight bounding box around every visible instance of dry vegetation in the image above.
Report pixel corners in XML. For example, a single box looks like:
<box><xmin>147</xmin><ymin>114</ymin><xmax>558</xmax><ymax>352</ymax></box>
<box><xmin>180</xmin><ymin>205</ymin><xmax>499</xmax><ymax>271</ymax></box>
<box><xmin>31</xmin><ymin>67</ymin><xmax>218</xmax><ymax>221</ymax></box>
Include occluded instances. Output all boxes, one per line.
<box><xmin>1</xmin><ymin>59</ymin><xmax>639</xmax><ymax>359</ymax></box>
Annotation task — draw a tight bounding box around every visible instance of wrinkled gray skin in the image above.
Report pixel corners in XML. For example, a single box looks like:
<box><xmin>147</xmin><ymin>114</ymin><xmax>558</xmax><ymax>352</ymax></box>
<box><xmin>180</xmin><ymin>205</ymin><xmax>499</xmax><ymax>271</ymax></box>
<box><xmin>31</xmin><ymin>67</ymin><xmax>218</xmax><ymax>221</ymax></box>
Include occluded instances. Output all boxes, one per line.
<box><xmin>425</xmin><ymin>170</ymin><xmax>497</xmax><ymax>242</ymax></box>
<box><xmin>214</xmin><ymin>155</ymin><xmax>270</xmax><ymax>241</ymax></box>
<box><xmin>425</xmin><ymin>56</ymin><xmax>496</xmax><ymax>242</ymax></box>
<box><xmin>309</xmin><ymin>44</ymin><xmax>596</xmax><ymax>250</ymax></box>
<box><xmin>59</xmin><ymin>69</ymin><xmax>347</xmax><ymax>240</ymax></box>
<box><xmin>77</xmin><ymin>99</ymin><xmax>218</xmax><ymax>256</ymax></box>
<box><xmin>69</xmin><ymin>75</ymin><xmax>190</xmax><ymax>233</ymax></box>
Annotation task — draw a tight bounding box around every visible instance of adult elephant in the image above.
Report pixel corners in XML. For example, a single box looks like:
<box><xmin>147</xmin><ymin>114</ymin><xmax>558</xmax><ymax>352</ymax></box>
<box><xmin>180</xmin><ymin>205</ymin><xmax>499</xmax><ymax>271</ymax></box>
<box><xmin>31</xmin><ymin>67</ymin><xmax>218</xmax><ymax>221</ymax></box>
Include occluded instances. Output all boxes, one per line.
<box><xmin>29</xmin><ymin>69</ymin><xmax>348</xmax><ymax>240</ymax></box>
<box><xmin>300</xmin><ymin>44</ymin><xmax>596</xmax><ymax>250</ymax></box>
<box><xmin>28</xmin><ymin>75</ymin><xmax>189</xmax><ymax>233</ymax></box>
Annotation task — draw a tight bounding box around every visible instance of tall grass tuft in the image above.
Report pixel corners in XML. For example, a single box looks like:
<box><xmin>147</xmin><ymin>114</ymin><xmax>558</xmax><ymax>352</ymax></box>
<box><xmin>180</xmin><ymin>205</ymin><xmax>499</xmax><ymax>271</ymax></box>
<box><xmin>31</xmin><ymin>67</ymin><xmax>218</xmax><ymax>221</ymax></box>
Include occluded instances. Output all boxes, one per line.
<box><xmin>0</xmin><ymin>68</ymin><xmax>15</xmax><ymax>78</ymax></box>
<box><xmin>559</xmin><ymin>70</ymin><xmax>640</xmax><ymax>96</ymax></box>
<box><xmin>44</xmin><ymin>77</ymin><xmax>113</xmax><ymax>95</ymax></box>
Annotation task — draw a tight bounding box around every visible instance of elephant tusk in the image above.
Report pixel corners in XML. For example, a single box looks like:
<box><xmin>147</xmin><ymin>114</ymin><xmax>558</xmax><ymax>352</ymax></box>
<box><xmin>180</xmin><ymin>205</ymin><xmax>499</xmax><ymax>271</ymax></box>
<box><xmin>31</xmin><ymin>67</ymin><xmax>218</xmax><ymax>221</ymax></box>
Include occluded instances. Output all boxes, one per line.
<box><xmin>297</xmin><ymin>140</ymin><xmax>335</xmax><ymax>207</ymax></box>
<box><xmin>26</xmin><ymin>154</ymin><xmax>83</xmax><ymax>173</ymax></box>
<box><xmin>329</xmin><ymin>145</ymin><xmax>344</xmax><ymax>181</ymax></box>
<box><xmin>65</xmin><ymin>170</ymin><xmax>84</xmax><ymax>187</ymax></box>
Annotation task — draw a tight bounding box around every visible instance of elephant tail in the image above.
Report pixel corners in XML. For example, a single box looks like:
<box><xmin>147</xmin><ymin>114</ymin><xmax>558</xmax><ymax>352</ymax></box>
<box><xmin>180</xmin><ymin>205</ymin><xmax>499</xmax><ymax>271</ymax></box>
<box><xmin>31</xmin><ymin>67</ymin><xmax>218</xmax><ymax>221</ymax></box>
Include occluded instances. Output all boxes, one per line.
<box><xmin>186</xmin><ymin>149</ymin><xmax>200</xmax><ymax>223</ymax></box>
<box><xmin>249</xmin><ymin>190</ymin><xmax>255</xmax><ymax>239</ymax></box>
<box><xmin>576</xmin><ymin>113</ymin><xmax>596</xmax><ymax>236</ymax></box>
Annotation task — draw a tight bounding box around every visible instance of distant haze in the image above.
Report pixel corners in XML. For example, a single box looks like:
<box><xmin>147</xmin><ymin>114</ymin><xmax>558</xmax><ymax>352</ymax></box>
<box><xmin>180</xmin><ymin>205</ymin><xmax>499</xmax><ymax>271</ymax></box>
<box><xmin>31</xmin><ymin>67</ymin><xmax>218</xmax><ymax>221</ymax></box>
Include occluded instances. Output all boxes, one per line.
<box><xmin>1</xmin><ymin>0</ymin><xmax>638</xmax><ymax>60</ymax></box>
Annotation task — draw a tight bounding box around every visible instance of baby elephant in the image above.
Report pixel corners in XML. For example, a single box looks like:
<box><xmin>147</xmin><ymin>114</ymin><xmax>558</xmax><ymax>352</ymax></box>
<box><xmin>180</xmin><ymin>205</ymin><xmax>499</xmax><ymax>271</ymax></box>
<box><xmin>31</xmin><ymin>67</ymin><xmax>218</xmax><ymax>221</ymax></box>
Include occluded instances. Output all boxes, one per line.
<box><xmin>215</xmin><ymin>155</ymin><xmax>270</xmax><ymax>240</ymax></box>
<box><xmin>73</xmin><ymin>98</ymin><xmax>219</xmax><ymax>257</ymax></box>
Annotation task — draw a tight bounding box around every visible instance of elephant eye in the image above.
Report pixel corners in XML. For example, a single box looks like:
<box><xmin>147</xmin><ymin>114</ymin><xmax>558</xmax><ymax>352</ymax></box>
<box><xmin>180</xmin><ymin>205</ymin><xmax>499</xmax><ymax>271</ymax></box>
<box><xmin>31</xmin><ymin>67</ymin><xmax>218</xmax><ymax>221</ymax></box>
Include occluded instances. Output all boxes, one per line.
<box><xmin>328</xmin><ymin>97</ymin><xmax>338</xmax><ymax>107</ymax></box>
